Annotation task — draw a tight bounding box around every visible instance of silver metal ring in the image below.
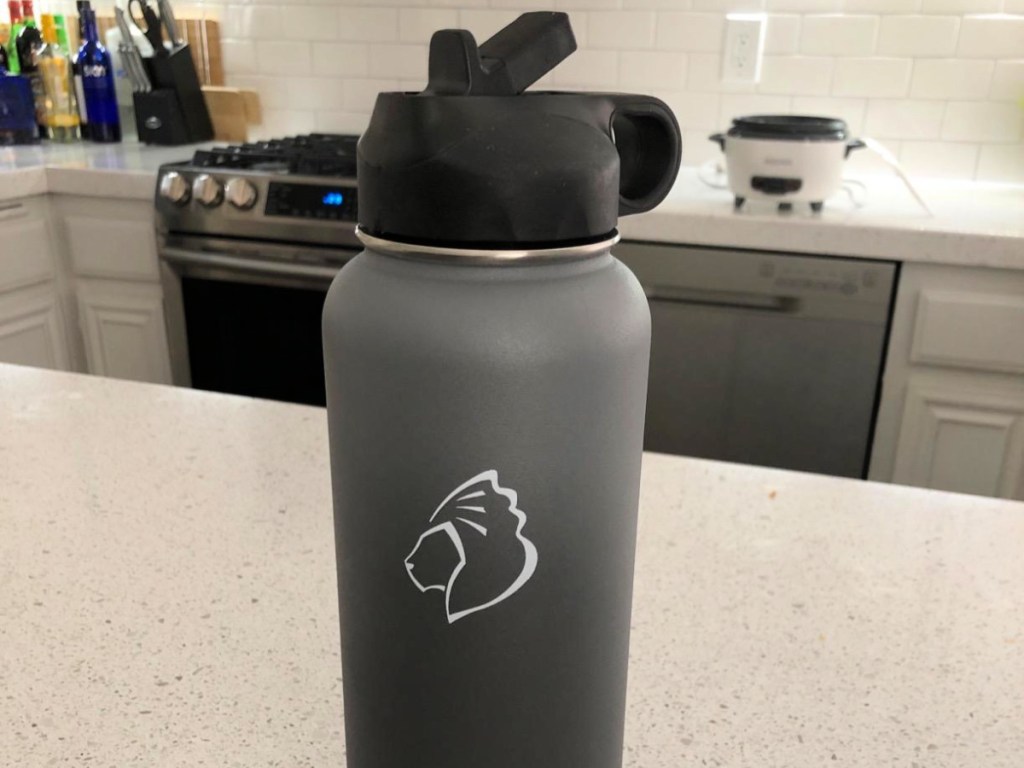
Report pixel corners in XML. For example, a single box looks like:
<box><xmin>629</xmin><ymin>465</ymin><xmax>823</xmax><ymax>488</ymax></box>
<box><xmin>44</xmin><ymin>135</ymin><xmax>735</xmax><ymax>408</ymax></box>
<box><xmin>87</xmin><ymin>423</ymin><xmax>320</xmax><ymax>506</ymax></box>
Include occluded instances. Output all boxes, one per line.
<box><xmin>356</xmin><ymin>228</ymin><xmax>620</xmax><ymax>264</ymax></box>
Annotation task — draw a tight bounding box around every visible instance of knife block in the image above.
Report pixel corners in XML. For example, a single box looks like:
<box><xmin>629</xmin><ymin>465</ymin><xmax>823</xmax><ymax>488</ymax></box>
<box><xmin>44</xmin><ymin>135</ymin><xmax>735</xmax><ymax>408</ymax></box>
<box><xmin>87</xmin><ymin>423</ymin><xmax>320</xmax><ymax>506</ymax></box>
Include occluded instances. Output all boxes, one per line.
<box><xmin>133</xmin><ymin>44</ymin><xmax>214</xmax><ymax>145</ymax></box>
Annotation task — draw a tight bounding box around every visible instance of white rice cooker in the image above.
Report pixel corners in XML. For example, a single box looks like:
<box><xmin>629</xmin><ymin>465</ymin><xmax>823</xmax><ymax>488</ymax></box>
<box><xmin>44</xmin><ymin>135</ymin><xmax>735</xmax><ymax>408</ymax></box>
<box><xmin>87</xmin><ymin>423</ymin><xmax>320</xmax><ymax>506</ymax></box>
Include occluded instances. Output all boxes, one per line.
<box><xmin>709</xmin><ymin>115</ymin><xmax>865</xmax><ymax>212</ymax></box>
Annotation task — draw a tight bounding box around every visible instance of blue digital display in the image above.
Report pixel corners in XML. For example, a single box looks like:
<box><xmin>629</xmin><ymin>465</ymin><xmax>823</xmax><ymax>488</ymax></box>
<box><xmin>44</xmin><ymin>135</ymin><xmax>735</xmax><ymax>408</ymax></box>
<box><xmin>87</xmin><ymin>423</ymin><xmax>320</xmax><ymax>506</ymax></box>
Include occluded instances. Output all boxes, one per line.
<box><xmin>322</xmin><ymin>191</ymin><xmax>345</xmax><ymax>206</ymax></box>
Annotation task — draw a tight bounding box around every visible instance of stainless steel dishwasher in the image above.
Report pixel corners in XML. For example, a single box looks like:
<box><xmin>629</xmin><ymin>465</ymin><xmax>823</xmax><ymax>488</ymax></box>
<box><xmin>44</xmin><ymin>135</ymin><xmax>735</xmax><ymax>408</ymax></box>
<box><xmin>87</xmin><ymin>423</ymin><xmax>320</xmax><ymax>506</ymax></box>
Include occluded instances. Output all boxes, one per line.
<box><xmin>615</xmin><ymin>241</ymin><xmax>898</xmax><ymax>479</ymax></box>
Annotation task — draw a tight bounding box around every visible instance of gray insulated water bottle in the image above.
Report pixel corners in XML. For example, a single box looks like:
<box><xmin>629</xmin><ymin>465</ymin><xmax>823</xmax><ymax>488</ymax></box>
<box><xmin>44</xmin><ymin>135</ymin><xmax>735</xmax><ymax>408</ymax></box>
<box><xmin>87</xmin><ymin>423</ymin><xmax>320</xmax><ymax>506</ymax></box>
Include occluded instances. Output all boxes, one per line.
<box><xmin>323</xmin><ymin>12</ymin><xmax>681</xmax><ymax>768</ymax></box>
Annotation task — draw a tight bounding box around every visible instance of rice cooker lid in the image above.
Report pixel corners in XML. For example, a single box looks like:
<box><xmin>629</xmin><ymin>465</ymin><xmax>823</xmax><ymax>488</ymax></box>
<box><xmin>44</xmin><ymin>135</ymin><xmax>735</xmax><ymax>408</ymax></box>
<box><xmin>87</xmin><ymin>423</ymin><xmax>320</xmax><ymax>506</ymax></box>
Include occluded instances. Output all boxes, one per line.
<box><xmin>728</xmin><ymin>114</ymin><xmax>849</xmax><ymax>141</ymax></box>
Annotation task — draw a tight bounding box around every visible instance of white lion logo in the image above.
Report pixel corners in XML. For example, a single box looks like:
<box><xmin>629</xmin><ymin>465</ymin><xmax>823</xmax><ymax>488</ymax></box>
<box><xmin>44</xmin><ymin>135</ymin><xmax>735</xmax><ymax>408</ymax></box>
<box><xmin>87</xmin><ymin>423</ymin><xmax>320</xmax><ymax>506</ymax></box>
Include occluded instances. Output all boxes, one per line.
<box><xmin>404</xmin><ymin>470</ymin><xmax>538</xmax><ymax>624</ymax></box>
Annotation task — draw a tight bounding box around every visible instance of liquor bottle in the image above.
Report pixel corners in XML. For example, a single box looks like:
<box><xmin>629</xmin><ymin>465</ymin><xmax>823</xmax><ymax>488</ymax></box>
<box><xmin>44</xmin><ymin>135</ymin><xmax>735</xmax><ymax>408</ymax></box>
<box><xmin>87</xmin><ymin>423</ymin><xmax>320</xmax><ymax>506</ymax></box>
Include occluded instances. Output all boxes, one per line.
<box><xmin>72</xmin><ymin>1</ymin><xmax>90</xmax><ymax>139</ymax></box>
<box><xmin>6</xmin><ymin>1</ymin><xmax>23</xmax><ymax>74</ymax></box>
<box><xmin>78</xmin><ymin>8</ymin><xmax>118</xmax><ymax>142</ymax></box>
<box><xmin>16</xmin><ymin>0</ymin><xmax>44</xmax><ymax>136</ymax></box>
<box><xmin>37</xmin><ymin>13</ymin><xmax>80</xmax><ymax>141</ymax></box>
<box><xmin>0</xmin><ymin>23</ymin><xmax>10</xmax><ymax>73</ymax></box>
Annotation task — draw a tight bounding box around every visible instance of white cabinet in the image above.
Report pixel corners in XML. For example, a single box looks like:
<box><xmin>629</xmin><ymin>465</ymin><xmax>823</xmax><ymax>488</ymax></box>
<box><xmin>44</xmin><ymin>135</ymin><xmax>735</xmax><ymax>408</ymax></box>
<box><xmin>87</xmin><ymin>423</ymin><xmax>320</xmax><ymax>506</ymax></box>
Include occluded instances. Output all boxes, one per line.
<box><xmin>0</xmin><ymin>284</ymin><xmax>71</xmax><ymax>370</ymax></box>
<box><xmin>51</xmin><ymin>195</ymin><xmax>172</xmax><ymax>385</ymax></box>
<box><xmin>871</xmin><ymin>264</ymin><xmax>1024</xmax><ymax>500</ymax></box>
<box><xmin>76</xmin><ymin>279</ymin><xmax>172</xmax><ymax>384</ymax></box>
<box><xmin>0</xmin><ymin>197</ymin><xmax>73</xmax><ymax>371</ymax></box>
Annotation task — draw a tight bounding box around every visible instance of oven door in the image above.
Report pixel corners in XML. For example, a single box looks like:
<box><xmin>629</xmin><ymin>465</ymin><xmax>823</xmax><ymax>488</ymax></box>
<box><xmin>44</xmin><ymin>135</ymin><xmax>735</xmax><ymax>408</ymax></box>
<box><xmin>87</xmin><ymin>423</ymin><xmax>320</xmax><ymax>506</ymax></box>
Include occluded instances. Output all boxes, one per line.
<box><xmin>159</xmin><ymin>235</ymin><xmax>358</xmax><ymax>407</ymax></box>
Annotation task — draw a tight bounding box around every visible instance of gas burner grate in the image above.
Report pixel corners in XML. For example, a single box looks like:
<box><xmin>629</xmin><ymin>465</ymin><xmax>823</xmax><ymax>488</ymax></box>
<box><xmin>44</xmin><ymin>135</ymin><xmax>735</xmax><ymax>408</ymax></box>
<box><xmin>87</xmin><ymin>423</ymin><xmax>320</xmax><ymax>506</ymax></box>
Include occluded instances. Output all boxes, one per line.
<box><xmin>190</xmin><ymin>133</ymin><xmax>359</xmax><ymax>177</ymax></box>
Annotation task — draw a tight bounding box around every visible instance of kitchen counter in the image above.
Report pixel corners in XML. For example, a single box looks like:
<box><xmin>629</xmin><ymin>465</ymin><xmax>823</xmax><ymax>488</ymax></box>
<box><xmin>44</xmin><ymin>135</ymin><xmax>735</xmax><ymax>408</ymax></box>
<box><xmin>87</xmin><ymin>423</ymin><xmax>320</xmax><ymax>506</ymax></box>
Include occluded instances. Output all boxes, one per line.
<box><xmin>1</xmin><ymin>142</ymin><xmax>1022</xmax><ymax>267</ymax></box>
<box><xmin>2</xmin><ymin>362</ymin><xmax>1021</xmax><ymax>767</ymax></box>
<box><xmin>0</xmin><ymin>142</ymin><xmax>209</xmax><ymax>202</ymax></box>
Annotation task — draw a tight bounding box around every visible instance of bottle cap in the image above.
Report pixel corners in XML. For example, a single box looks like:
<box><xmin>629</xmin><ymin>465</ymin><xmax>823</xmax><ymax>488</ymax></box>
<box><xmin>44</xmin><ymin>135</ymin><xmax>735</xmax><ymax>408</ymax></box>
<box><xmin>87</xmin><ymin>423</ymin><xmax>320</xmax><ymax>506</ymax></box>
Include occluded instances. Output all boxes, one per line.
<box><xmin>40</xmin><ymin>13</ymin><xmax>57</xmax><ymax>44</ymax></box>
<box><xmin>21</xmin><ymin>0</ymin><xmax>34</xmax><ymax>19</ymax></box>
<box><xmin>7</xmin><ymin>0</ymin><xmax>22</xmax><ymax>22</ymax></box>
<box><xmin>357</xmin><ymin>12</ymin><xmax>682</xmax><ymax>248</ymax></box>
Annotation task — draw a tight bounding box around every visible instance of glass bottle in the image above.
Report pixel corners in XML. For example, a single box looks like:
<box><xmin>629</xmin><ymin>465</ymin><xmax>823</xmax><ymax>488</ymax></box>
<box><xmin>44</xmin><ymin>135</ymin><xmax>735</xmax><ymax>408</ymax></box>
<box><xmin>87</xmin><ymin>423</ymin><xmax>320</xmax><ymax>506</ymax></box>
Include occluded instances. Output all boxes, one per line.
<box><xmin>37</xmin><ymin>13</ymin><xmax>80</xmax><ymax>141</ymax></box>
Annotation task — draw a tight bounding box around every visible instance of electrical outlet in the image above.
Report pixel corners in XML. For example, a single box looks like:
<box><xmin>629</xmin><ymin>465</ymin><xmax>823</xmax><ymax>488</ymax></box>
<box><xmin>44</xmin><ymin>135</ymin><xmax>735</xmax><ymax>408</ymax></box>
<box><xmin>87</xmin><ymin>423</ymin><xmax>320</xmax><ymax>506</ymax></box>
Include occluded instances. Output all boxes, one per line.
<box><xmin>722</xmin><ymin>13</ymin><xmax>766</xmax><ymax>84</ymax></box>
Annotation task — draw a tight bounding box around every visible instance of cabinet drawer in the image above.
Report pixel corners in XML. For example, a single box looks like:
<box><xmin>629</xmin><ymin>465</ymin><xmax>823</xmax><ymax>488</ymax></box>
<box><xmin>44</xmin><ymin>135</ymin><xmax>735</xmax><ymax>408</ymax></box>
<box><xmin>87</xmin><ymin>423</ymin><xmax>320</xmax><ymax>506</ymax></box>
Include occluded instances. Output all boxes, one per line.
<box><xmin>64</xmin><ymin>215</ymin><xmax>160</xmax><ymax>281</ymax></box>
<box><xmin>0</xmin><ymin>201</ymin><xmax>55</xmax><ymax>291</ymax></box>
<box><xmin>911</xmin><ymin>290</ymin><xmax>1024</xmax><ymax>374</ymax></box>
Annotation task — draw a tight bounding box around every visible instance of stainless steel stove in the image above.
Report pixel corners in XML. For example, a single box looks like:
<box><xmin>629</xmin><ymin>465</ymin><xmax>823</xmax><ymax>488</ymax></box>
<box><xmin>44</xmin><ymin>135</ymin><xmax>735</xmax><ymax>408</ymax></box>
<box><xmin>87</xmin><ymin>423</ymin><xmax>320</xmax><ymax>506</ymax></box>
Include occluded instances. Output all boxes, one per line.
<box><xmin>155</xmin><ymin>134</ymin><xmax>363</xmax><ymax>406</ymax></box>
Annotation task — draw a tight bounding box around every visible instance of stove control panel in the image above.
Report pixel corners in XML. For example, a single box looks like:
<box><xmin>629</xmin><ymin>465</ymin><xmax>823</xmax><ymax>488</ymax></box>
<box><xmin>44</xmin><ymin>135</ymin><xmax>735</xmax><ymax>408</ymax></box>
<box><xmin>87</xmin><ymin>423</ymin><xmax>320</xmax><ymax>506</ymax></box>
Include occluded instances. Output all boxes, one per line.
<box><xmin>265</xmin><ymin>182</ymin><xmax>358</xmax><ymax>222</ymax></box>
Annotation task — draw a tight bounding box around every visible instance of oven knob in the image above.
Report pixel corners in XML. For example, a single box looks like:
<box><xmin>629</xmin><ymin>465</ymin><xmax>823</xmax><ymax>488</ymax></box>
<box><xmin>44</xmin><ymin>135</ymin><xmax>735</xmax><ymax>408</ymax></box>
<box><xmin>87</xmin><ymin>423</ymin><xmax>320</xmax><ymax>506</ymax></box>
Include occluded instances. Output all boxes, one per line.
<box><xmin>225</xmin><ymin>178</ymin><xmax>258</xmax><ymax>210</ymax></box>
<box><xmin>159</xmin><ymin>172</ymin><xmax>190</xmax><ymax>205</ymax></box>
<box><xmin>193</xmin><ymin>174</ymin><xmax>224</xmax><ymax>208</ymax></box>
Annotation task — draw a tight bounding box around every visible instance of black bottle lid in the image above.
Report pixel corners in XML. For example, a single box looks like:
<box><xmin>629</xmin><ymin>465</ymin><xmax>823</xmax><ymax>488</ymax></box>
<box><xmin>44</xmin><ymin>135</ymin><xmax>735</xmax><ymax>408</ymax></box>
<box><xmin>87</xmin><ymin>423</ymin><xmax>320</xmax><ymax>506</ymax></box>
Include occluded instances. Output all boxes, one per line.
<box><xmin>357</xmin><ymin>12</ymin><xmax>682</xmax><ymax>249</ymax></box>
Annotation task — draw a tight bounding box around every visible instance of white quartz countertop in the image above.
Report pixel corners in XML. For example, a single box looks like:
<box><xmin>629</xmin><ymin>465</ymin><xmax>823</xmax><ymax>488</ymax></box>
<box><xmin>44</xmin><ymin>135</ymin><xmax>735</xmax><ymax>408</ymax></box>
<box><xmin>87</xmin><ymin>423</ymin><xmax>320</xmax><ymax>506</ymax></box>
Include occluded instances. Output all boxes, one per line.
<box><xmin>2</xmin><ymin>362</ymin><xmax>1022</xmax><ymax>767</ymax></box>
<box><xmin>1</xmin><ymin>143</ymin><xmax>1023</xmax><ymax>268</ymax></box>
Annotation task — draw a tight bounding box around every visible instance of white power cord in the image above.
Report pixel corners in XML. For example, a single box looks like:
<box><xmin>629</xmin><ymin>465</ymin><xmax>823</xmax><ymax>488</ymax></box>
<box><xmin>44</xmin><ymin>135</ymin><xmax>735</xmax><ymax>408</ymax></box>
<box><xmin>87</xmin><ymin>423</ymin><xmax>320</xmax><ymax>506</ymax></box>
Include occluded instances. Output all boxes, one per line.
<box><xmin>855</xmin><ymin>137</ymin><xmax>934</xmax><ymax>217</ymax></box>
<box><xmin>698</xmin><ymin>158</ymin><xmax>729</xmax><ymax>189</ymax></box>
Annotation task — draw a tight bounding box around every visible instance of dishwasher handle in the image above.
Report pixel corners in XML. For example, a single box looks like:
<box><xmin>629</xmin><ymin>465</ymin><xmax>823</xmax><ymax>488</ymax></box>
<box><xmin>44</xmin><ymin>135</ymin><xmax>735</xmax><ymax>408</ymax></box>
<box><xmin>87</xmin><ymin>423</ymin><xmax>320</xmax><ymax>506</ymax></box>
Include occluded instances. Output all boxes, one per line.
<box><xmin>643</xmin><ymin>284</ymin><xmax>799</xmax><ymax>313</ymax></box>
<box><xmin>161</xmin><ymin>247</ymin><xmax>345</xmax><ymax>282</ymax></box>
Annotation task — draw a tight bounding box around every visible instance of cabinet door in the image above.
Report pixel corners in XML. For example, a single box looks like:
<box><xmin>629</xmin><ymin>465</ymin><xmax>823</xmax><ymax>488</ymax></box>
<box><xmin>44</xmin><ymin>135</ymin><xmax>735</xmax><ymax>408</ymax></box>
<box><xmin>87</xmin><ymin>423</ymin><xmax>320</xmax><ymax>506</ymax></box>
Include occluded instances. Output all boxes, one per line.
<box><xmin>0</xmin><ymin>284</ymin><xmax>71</xmax><ymax>371</ymax></box>
<box><xmin>892</xmin><ymin>381</ymin><xmax>1024</xmax><ymax>500</ymax></box>
<box><xmin>76</xmin><ymin>279</ymin><xmax>172</xmax><ymax>384</ymax></box>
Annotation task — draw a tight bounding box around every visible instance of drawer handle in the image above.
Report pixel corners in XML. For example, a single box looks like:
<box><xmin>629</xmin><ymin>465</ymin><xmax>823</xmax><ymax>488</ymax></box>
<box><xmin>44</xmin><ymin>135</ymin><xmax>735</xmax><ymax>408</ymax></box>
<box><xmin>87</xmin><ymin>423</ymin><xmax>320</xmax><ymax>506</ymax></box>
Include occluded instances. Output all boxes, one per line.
<box><xmin>644</xmin><ymin>284</ymin><xmax>798</xmax><ymax>313</ymax></box>
<box><xmin>0</xmin><ymin>202</ymin><xmax>27</xmax><ymax>222</ymax></box>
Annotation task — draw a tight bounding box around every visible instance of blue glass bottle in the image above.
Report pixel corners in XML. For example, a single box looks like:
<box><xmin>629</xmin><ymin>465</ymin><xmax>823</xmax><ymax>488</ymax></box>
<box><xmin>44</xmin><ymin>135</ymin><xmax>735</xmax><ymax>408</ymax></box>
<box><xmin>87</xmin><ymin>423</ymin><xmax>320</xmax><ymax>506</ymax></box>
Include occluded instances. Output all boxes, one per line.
<box><xmin>77</xmin><ymin>7</ymin><xmax>119</xmax><ymax>142</ymax></box>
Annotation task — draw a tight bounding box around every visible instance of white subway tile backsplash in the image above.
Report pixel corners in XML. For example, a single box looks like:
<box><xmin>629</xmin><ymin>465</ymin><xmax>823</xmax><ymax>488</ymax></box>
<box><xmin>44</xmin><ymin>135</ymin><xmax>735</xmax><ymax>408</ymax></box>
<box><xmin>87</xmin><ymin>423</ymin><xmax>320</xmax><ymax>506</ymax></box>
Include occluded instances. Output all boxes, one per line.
<box><xmin>990</xmin><ymin>61</ymin><xmax>1024</xmax><ymax>100</ymax></box>
<box><xmin>337</xmin><ymin>8</ymin><xmax>399</xmax><ymax>43</ymax></box>
<box><xmin>799</xmin><ymin>15</ymin><xmax>878</xmax><ymax>56</ymax></box>
<box><xmin>842</xmin><ymin>0</ymin><xmax>919</xmax><ymax>11</ymax></box>
<box><xmin>976</xmin><ymin>143</ymin><xmax>1024</xmax><ymax>182</ymax></box>
<box><xmin>833</xmin><ymin>57</ymin><xmax>912</xmax><ymax>97</ymax></box>
<box><xmin>399</xmin><ymin>9</ymin><xmax>460</xmax><ymax>43</ymax></box>
<box><xmin>865</xmin><ymin>99</ymin><xmax>945</xmax><ymax>138</ymax></box>
<box><xmin>204</xmin><ymin>1</ymin><xmax>1023</xmax><ymax>183</ymax></box>
<box><xmin>764</xmin><ymin>15</ymin><xmax>801</xmax><ymax>54</ymax></box>
<box><xmin>921</xmin><ymin>0</ymin><xmax>1001</xmax><ymax>13</ymax></box>
<box><xmin>283</xmin><ymin>6</ymin><xmax>340</xmax><ymax>42</ymax></box>
<box><xmin>553</xmin><ymin>49</ymin><xmax>621</xmax><ymax>87</ymax></box>
<box><xmin>957</xmin><ymin>16</ymin><xmax>1024</xmax><ymax>59</ymax></box>
<box><xmin>759</xmin><ymin>55</ymin><xmax>834</xmax><ymax>94</ymax></box>
<box><xmin>910</xmin><ymin>59</ymin><xmax>994</xmax><ymax>99</ymax></box>
<box><xmin>220</xmin><ymin>40</ymin><xmax>257</xmax><ymax>75</ymax></box>
<box><xmin>942</xmin><ymin>101</ymin><xmax>1024</xmax><ymax>142</ymax></box>
<box><xmin>312</xmin><ymin>43</ymin><xmax>370</xmax><ymax>78</ymax></box>
<box><xmin>655</xmin><ymin>13</ymin><xmax>726</xmax><ymax>52</ymax></box>
<box><xmin>791</xmin><ymin>96</ymin><xmax>867</xmax><ymax>133</ymax></box>
<box><xmin>368</xmin><ymin>44</ymin><xmax>429</xmax><ymax>80</ymax></box>
<box><xmin>619</xmin><ymin>51</ymin><xmax>687</xmax><ymax>89</ymax></box>
<box><xmin>877</xmin><ymin>15</ymin><xmax>959</xmax><ymax>57</ymax></box>
<box><xmin>257</xmin><ymin>41</ymin><xmax>312</xmax><ymax>76</ymax></box>
<box><xmin>457</xmin><ymin>10</ymin><xmax>520</xmax><ymax>39</ymax></box>
<box><xmin>899</xmin><ymin>141</ymin><xmax>978</xmax><ymax>177</ymax></box>
<box><xmin>663</xmin><ymin>92</ymin><xmax>722</xmax><ymax>129</ymax></box>
<box><xmin>687</xmin><ymin>52</ymin><xmax>757</xmax><ymax>91</ymax></box>
<box><xmin>220</xmin><ymin>6</ymin><xmax>280</xmax><ymax>41</ymax></box>
<box><xmin>589</xmin><ymin>11</ymin><xmax>656</xmax><ymax>49</ymax></box>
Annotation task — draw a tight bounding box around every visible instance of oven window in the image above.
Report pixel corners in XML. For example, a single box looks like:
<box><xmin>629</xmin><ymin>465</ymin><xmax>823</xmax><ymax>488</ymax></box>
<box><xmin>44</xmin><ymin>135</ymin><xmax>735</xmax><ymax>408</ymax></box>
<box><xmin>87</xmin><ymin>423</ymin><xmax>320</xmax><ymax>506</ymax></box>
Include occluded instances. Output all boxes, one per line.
<box><xmin>181</xmin><ymin>277</ymin><xmax>328</xmax><ymax>406</ymax></box>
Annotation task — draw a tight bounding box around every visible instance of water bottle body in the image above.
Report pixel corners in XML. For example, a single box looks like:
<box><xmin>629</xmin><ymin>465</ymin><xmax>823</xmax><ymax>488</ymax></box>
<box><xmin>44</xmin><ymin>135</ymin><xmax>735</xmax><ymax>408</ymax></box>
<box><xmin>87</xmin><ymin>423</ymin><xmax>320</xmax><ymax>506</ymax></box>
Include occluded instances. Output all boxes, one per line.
<box><xmin>323</xmin><ymin>246</ymin><xmax>651</xmax><ymax>768</ymax></box>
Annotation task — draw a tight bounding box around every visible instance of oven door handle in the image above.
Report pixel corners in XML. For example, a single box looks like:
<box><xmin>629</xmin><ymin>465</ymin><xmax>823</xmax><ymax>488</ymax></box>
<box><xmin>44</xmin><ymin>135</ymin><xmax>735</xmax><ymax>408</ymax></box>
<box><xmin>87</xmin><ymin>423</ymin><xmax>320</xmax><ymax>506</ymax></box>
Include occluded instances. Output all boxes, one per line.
<box><xmin>643</xmin><ymin>284</ymin><xmax>798</xmax><ymax>313</ymax></box>
<box><xmin>161</xmin><ymin>247</ymin><xmax>344</xmax><ymax>282</ymax></box>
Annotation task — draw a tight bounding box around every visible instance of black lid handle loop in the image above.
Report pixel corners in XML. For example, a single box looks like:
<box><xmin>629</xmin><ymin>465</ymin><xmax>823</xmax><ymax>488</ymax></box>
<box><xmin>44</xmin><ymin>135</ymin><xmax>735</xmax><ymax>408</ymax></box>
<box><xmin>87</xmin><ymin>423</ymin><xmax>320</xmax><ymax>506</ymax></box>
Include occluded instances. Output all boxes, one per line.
<box><xmin>608</xmin><ymin>95</ymin><xmax>682</xmax><ymax>216</ymax></box>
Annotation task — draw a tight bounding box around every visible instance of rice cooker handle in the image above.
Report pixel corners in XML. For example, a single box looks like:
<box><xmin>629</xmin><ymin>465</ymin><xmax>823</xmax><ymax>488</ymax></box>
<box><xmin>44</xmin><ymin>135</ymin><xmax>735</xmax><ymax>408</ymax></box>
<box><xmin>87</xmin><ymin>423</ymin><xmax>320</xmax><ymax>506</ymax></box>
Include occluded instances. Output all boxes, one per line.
<box><xmin>709</xmin><ymin>132</ymin><xmax>726</xmax><ymax>151</ymax></box>
<box><xmin>845</xmin><ymin>138</ymin><xmax>866</xmax><ymax>158</ymax></box>
<box><xmin>607</xmin><ymin>95</ymin><xmax>682</xmax><ymax>216</ymax></box>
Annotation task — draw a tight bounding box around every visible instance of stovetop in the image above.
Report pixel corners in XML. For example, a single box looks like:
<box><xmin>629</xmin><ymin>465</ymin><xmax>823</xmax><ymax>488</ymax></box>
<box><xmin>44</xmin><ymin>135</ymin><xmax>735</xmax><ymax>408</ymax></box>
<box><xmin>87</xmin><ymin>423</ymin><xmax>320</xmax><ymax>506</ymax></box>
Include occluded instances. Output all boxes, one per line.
<box><xmin>155</xmin><ymin>133</ymin><xmax>362</xmax><ymax>249</ymax></box>
<box><xmin>189</xmin><ymin>133</ymin><xmax>359</xmax><ymax>177</ymax></box>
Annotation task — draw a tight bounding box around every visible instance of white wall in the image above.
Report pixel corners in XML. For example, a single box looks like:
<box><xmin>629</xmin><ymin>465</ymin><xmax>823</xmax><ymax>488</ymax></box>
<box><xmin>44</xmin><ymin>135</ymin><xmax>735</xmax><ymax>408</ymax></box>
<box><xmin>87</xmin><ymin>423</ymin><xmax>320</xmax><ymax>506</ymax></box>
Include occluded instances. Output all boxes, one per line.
<box><xmin>22</xmin><ymin>0</ymin><xmax>1024</xmax><ymax>181</ymax></box>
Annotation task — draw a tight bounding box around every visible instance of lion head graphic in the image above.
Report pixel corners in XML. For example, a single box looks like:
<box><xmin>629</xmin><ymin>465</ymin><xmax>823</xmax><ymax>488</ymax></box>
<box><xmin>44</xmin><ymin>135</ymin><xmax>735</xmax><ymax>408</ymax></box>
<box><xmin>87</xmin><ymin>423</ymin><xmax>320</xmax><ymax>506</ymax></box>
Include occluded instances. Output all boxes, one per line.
<box><xmin>404</xmin><ymin>470</ymin><xmax>538</xmax><ymax>624</ymax></box>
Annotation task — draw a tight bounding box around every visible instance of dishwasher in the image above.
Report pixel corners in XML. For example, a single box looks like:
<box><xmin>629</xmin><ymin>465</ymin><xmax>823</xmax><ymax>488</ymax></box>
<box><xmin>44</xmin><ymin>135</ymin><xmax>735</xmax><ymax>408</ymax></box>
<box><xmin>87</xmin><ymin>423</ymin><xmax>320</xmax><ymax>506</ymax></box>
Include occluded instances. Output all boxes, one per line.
<box><xmin>615</xmin><ymin>242</ymin><xmax>898</xmax><ymax>479</ymax></box>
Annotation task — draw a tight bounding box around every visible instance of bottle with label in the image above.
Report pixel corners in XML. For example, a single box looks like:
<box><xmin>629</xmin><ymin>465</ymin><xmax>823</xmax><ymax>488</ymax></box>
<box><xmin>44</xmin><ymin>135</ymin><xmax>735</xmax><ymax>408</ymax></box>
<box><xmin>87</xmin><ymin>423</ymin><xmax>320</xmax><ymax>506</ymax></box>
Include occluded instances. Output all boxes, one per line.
<box><xmin>0</xmin><ymin>24</ymin><xmax>10</xmax><ymax>72</ymax></box>
<box><xmin>37</xmin><ymin>13</ymin><xmax>80</xmax><ymax>142</ymax></box>
<box><xmin>16</xmin><ymin>0</ymin><xmax>44</xmax><ymax>136</ymax></box>
<box><xmin>78</xmin><ymin>8</ymin><xmax>117</xmax><ymax>142</ymax></box>
<box><xmin>6</xmin><ymin>1</ymin><xmax>24</xmax><ymax>74</ymax></box>
<box><xmin>323</xmin><ymin>13</ymin><xmax>681</xmax><ymax>768</ymax></box>
<box><xmin>72</xmin><ymin>2</ymin><xmax>91</xmax><ymax>140</ymax></box>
